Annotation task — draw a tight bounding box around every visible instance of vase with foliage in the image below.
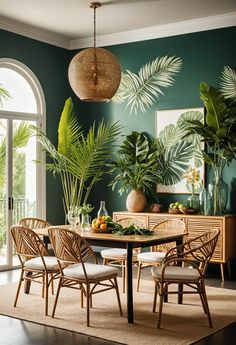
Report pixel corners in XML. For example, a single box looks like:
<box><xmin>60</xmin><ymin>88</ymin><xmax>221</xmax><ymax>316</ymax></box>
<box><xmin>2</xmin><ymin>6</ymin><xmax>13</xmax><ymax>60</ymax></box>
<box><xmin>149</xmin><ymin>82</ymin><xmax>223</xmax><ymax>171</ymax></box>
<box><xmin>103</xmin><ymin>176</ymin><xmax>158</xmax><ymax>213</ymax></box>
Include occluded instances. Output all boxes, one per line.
<box><xmin>108</xmin><ymin>131</ymin><xmax>159</xmax><ymax>212</ymax></box>
<box><xmin>79</xmin><ymin>203</ymin><xmax>94</xmax><ymax>230</ymax></box>
<box><xmin>34</xmin><ymin>97</ymin><xmax>121</xmax><ymax>217</ymax></box>
<box><xmin>185</xmin><ymin>81</ymin><xmax>236</xmax><ymax>214</ymax></box>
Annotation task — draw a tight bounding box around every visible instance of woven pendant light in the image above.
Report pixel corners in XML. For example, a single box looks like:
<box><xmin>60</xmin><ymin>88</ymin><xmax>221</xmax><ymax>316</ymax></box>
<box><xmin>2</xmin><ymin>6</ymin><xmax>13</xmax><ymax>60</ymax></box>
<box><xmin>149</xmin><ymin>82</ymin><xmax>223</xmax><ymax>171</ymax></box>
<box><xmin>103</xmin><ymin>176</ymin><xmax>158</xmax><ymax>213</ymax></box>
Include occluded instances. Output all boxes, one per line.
<box><xmin>68</xmin><ymin>2</ymin><xmax>121</xmax><ymax>102</ymax></box>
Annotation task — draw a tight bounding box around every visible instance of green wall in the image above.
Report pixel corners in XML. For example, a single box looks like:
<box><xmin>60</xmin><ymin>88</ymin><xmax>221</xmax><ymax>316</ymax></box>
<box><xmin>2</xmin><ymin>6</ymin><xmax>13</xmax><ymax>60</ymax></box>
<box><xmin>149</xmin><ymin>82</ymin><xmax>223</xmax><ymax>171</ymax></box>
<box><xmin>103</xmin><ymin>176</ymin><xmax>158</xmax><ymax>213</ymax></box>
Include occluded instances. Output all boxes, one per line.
<box><xmin>1</xmin><ymin>26</ymin><xmax>236</xmax><ymax>222</ymax></box>
<box><xmin>79</xmin><ymin>26</ymin><xmax>236</xmax><ymax>215</ymax></box>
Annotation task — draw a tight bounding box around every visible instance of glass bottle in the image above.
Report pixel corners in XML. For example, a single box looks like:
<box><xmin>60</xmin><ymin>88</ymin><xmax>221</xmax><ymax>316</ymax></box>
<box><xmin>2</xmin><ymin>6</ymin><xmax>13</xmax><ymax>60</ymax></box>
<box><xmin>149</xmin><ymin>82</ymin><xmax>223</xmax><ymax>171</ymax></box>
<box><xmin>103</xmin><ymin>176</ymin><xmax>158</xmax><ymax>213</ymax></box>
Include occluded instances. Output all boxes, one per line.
<box><xmin>187</xmin><ymin>193</ymin><xmax>200</xmax><ymax>211</ymax></box>
<box><xmin>67</xmin><ymin>206</ymin><xmax>80</xmax><ymax>230</ymax></box>
<box><xmin>199</xmin><ymin>188</ymin><xmax>211</xmax><ymax>215</ymax></box>
<box><xmin>81</xmin><ymin>213</ymin><xmax>90</xmax><ymax>230</ymax></box>
<box><xmin>208</xmin><ymin>178</ymin><xmax>228</xmax><ymax>215</ymax></box>
<box><xmin>97</xmin><ymin>201</ymin><xmax>108</xmax><ymax>217</ymax></box>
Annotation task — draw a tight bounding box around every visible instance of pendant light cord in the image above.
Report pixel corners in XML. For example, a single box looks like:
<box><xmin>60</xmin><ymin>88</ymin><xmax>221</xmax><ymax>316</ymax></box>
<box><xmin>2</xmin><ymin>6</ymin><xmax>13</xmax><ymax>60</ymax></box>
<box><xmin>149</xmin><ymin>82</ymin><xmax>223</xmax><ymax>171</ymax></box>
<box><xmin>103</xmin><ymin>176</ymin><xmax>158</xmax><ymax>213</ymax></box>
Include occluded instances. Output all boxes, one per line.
<box><xmin>93</xmin><ymin>5</ymin><xmax>96</xmax><ymax>48</ymax></box>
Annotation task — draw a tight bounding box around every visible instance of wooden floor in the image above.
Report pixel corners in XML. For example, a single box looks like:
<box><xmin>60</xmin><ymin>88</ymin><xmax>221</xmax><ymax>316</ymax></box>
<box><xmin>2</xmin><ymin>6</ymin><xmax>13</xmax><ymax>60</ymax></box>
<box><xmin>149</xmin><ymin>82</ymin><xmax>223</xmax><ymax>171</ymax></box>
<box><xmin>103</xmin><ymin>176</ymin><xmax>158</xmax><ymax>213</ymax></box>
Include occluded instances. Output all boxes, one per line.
<box><xmin>0</xmin><ymin>261</ymin><xmax>236</xmax><ymax>345</ymax></box>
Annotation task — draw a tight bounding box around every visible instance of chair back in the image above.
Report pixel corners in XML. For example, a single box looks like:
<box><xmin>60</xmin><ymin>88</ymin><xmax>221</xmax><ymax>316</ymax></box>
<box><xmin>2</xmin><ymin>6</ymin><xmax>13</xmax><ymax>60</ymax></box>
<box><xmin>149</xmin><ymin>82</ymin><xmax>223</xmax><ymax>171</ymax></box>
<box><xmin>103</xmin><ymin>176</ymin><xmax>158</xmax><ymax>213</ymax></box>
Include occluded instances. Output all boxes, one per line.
<box><xmin>116</xmin><ymin>217</ymin><xmax>147</xmax><ymax>228</ymax></box>
<box><xmin>187</xmin><ymin>229</ymin><xmax>220</xmax><ymax>274</ymax></box>
<box><xmin>10</xmin><ymin>225</ymin><xmax>48</xmax><ymax>265</ymax></box>
<box><xmin>19</xmin><ymin>217</ymin><xmax>50</xmax><ymax>229</ymax></box>
<box><xmin>48</xmin><ymin>227</ymin><xmax>97</xmax><ymax>267</ymax></box>
<box><xmin>151</xmin><ymin>219</ymin><xmax>187</xmax><ymax>252</ymax></box>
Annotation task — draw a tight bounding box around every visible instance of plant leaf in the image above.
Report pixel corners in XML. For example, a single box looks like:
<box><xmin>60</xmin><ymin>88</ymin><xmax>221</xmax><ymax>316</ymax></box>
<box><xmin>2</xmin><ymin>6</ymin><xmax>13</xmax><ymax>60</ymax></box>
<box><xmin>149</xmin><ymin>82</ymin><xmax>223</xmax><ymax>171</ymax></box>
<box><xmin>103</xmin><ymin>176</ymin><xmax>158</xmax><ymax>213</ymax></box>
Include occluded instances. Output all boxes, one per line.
<box><xmin>113</xmin><ymin>56</ymin><xmax>182</xmax><ymax>114</ymax></box>
<box><xmin>220</xmin><ymin>66</ymin><xmax>236</xmax><ymax>103</ymax></box>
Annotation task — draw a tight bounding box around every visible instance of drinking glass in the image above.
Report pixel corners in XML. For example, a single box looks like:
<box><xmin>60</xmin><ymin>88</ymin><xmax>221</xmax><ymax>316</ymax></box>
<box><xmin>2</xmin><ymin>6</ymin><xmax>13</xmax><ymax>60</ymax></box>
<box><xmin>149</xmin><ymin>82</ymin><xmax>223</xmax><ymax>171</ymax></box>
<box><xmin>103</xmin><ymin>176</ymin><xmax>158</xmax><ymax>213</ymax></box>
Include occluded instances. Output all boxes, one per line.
<box><xmin>67</xmin><ymin>206</ymin><xmax>80</xmax><ymax>230</ymax></box>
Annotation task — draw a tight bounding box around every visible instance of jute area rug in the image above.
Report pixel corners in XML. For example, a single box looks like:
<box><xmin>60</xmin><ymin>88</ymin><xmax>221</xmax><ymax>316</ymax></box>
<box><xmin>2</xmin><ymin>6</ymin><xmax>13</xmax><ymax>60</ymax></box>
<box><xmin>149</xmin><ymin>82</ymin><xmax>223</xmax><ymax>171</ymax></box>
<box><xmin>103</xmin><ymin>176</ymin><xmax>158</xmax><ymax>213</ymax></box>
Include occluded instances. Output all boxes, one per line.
<box><xmin>0</xmin><ymin>278</ymin><xmax>236</xmax><ymax>345</ymax></box>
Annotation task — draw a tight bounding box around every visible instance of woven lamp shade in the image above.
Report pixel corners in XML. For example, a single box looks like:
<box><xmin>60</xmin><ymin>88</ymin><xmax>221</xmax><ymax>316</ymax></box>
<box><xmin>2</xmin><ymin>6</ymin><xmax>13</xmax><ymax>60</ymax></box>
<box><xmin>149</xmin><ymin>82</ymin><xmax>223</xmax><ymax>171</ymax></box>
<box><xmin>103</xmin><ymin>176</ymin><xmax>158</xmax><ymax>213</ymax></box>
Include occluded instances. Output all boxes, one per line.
<box><xmin>68</xmin><ymin>47</ymin><xmax>121</xmax><ymax>102</ymax></box>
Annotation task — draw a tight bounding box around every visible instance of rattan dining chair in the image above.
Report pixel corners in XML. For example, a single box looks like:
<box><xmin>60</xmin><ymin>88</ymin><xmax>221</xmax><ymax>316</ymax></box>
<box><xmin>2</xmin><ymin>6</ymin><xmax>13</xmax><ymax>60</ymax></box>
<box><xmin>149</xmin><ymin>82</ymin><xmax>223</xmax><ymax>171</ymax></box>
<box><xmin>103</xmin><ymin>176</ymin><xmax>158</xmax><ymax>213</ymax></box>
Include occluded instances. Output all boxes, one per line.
<box><xmin>136</xmin><ymin>219</ymin><xmax>187</xmax><ymax>291</ymax></box>
<box><xmin>10</xmin><ymin>225</ymin><xmax>60</xmax><ymax>316</ymax></box>
<box><xmin>48</xmin><ymin>226</ymin><xmax>123</xmax><ymax>327</ymax></box>
<box><xmin>19</xmin><ymin>217</ymin><xmax>50</xmax><ymax>229</ymax></box>
<box><xmin>101</xmin><ymin>217</ymin><xmax>147</xmax><ymax>293</ymax></box>
<box><xmin>152</xmin><ymin>229</ymin><xmax>220</xmax><ymax>328</ymax></box>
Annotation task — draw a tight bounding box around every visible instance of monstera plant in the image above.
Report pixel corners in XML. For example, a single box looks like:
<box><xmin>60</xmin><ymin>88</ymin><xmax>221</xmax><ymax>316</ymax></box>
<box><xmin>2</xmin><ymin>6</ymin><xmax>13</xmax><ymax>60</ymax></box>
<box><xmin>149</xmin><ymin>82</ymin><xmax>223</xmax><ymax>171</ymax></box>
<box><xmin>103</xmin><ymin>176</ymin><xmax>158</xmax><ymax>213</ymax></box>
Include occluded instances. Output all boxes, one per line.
<box><xmin>109</xmin><ymin>124</ymin><xmax>198</xmax><ymax>211</ymax></box>
<box><xmin>108</xmin><ymin>131</ymin><xmax>159</xmax><ymax>211</ymax></box>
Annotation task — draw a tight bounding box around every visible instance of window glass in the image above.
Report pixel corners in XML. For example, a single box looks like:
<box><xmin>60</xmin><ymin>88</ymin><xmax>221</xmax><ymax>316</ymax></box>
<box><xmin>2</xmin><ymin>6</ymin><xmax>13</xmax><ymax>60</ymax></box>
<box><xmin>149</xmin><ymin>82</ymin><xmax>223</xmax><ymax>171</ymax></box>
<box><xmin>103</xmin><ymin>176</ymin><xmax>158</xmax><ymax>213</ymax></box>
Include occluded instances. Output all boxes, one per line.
<box><xmin>0</xmin><ymin>68</ymin><xmax>37</xmax><ymax>113</ymax></box>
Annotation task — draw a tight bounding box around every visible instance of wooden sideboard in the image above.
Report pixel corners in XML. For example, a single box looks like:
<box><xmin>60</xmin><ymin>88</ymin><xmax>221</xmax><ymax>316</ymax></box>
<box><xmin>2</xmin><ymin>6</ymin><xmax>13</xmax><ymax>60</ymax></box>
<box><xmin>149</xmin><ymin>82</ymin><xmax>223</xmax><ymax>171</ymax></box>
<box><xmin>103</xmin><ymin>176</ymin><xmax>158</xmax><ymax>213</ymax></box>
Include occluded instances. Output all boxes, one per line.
<box><xmin>113</xmin><ymin>211</ymin><xmax>236</xmax><ymax>281</ymax></box>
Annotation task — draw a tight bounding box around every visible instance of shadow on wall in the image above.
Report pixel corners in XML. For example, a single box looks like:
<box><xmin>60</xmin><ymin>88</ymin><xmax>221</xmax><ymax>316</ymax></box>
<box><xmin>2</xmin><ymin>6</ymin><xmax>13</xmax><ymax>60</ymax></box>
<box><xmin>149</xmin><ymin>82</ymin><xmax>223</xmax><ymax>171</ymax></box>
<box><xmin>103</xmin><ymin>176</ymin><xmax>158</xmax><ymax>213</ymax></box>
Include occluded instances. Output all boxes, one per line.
<box><xmin>230</xmin><ymin>179</ymin><xmax>236</xmax><ymax>213</ymax></box>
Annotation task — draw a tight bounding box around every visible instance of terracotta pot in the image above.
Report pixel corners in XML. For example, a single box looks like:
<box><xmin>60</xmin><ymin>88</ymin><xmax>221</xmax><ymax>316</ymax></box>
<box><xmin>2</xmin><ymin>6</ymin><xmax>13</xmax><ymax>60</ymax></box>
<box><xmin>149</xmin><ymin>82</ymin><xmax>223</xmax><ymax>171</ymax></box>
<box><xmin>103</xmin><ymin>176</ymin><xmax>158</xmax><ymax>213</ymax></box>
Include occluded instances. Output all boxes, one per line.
<box><xmin>126</xmin><ymin>189</ymin><xmax>147</xmax><ymax>212</ymax></box>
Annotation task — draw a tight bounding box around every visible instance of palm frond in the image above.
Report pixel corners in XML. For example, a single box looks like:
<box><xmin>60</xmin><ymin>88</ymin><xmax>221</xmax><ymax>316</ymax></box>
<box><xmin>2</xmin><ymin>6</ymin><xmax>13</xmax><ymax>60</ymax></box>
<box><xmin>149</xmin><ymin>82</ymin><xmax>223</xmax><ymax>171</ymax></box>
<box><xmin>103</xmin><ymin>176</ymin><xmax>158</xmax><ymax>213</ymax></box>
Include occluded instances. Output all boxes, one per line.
<box><xmin>113</xmin><ymin>56</ymin><xmax>182</xmax><ymax>114</ymax></box>
<box><xmin>0</xmin><ymin>85</ymin><xmax>10</xmax><ymax>107</ymax></box>
<box><xmin>58</xmin><ymin>97</ymin><xmax>83</xmax><ymax>156</ymax></box>
<box><xmin>13</xmin><ymin>122</ymin><xmax>34</xmax><ymax>149</ymax></box>
<box><xmin>220</xmin><ymin>66</ymin><xmax>236</xmax><ymax>103</ymax></box>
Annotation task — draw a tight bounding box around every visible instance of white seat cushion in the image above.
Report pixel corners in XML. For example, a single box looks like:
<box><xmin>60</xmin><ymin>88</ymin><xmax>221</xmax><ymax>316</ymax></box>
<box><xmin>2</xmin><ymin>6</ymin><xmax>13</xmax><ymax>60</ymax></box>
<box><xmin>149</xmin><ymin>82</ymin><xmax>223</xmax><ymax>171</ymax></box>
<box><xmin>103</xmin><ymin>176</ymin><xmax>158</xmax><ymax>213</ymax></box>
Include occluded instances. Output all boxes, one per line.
<box><xmin>137</xmin><ymin>251</ymin><xmax>166</xmax><ymax>262</ymax></box>
<box><xmin>101</xmin><ymin>248</ymin><xmax>137</xmax><ymax>259</ymax></box>
<box><xmin>63</xmin><ymin>263</ymin><xmax>119</xmax><ymax>280</ymax></box>
<box><xmin>24</xmin><ymin>256</ymin><xmax>59</xmax><ymax>271</ymax></box>
<box><xmin>152</xmin><ymin>266</ymin><xmax>200</xmax><ymax>281</ymax></box>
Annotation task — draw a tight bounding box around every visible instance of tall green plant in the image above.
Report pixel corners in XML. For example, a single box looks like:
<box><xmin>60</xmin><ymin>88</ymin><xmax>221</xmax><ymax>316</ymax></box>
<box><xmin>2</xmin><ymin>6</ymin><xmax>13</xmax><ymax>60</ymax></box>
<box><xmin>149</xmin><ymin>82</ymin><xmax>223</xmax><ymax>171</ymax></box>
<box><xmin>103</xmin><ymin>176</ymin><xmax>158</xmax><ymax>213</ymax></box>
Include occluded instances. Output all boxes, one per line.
<box><xmin>185</xmin><ymin>82</ymin><xmax>236</xmax><ymax>167</ymax></box>
<box><xmin>35</xmin><ymin>98</ymin><xmax>121</xmax><ymax>214</ymax></box>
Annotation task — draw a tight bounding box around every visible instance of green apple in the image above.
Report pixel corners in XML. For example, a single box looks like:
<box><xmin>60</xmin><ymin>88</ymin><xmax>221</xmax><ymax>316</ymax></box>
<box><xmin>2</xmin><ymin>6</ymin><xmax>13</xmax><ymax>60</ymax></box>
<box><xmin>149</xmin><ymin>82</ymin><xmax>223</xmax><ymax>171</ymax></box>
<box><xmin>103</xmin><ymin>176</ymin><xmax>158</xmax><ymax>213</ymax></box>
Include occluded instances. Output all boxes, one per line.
<box><xmin>169</xmin><ymin>203</ymin><xmax>175</xmax><ymax>209</ymax></box>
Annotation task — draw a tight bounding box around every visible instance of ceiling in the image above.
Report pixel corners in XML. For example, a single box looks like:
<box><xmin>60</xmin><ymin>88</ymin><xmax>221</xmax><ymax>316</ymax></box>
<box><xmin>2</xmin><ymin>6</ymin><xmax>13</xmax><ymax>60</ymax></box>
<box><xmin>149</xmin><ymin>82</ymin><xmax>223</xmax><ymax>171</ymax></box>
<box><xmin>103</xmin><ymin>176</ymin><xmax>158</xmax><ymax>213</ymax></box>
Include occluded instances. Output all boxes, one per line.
<box><xmin>0</xmin><ymin>0</ymin><xmax>236</xmax><ymax>49</ymax></box>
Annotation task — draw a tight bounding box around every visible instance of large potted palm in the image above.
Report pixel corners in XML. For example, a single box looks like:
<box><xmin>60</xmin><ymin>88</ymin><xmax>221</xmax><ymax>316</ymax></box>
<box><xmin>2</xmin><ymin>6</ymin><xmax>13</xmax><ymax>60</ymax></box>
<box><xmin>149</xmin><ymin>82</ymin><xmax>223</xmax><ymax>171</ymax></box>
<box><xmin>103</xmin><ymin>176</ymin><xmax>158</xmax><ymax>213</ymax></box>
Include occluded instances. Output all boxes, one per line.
<box><xmin>35</xmin><ymin>97</ymin><xmax>121</xmax><ymax>217</ymax></box>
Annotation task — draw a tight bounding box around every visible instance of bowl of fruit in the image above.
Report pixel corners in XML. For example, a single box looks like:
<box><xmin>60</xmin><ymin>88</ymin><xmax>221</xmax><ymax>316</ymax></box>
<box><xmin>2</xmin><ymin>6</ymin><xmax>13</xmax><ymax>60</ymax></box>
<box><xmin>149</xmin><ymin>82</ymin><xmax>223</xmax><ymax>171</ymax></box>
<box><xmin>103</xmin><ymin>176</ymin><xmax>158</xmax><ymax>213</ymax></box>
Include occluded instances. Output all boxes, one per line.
<box><xmin>169</xmin><ymin>202</ymin><xmax>197</xmax><ymax>214</ymax></box>
<box><xmin>168</xmin><ymin>202</ymin><xmax>182</xmax><ymax>214</ymax></box>
<box><xmin>91</xmin><ymin>216</ymin><xmax>115</xmax><ymax>233</ymax></box>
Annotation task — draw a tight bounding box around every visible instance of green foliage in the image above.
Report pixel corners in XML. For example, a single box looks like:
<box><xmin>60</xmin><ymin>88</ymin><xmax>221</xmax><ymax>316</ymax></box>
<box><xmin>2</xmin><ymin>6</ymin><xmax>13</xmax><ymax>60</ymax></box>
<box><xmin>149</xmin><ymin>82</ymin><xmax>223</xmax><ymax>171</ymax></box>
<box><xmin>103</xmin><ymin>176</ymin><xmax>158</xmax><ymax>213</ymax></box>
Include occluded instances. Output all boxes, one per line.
<box><xmin>185</xmin><ymin>82</ymin><xmax>236</xmax><ymax>167</ymax></box>
<box><xmin>35</xmin><ymin>98</ymin><xmax>122</xmax><ymax>215</ymax></box>
<box><xmin>113</xmin><ymin>56</ymin><xmax>182</xmax><ymax>114</ymax></box>
<box><xmin>108</xmin><ymin>131</ymin><xmax>160</xmax><ymax>196</ymax></box>
<box><xmin>0</xmin><ymin>85</ymin><xmax>10</xmax><ymax>107</ymax></box>
<box><xmin>220</xmin><ymin>66</ymin><xmax>236</xmax><ymax>103</ymax></box>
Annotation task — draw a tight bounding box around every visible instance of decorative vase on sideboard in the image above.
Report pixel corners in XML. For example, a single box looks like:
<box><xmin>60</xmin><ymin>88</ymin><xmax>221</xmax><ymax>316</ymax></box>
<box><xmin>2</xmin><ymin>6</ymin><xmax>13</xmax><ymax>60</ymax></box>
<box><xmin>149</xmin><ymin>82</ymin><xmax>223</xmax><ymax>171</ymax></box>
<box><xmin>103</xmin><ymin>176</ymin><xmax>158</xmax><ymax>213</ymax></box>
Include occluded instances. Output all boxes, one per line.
<box><xmin>126</xmin><ymin>189</ymin><xmax>147</xmax><ymax>212</ymax></box>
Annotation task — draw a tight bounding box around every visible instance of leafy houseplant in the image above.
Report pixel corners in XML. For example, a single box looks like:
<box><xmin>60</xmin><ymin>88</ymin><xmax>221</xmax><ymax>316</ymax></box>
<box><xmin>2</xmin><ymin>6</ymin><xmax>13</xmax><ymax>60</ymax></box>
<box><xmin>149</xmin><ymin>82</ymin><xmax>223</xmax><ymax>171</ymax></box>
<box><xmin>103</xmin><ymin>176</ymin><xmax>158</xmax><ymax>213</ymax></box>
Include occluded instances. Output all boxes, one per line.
<box><xmin>35</xmin><ymin>98</ymin><xmax>121</xmax><ymax>216</ymax></box>
<box><xmin>108</xmin><ymin>131</ymin><xmax>159</xmax><ymax>212</ymax></box>
<box><xmin>185</xmin><ymin>81</ymin><xmax>236</xmax><ymax>214</ymax></box>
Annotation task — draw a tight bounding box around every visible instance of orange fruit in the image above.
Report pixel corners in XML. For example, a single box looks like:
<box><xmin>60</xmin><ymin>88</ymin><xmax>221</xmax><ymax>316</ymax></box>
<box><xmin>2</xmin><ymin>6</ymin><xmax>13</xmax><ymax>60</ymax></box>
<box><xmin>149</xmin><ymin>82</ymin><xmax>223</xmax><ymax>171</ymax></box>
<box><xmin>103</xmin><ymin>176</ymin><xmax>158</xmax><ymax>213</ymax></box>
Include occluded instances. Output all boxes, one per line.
<box><xmin>100</xmin><ymin>223</ymin><xmax>107</xmax><ymax>230</ymax></box>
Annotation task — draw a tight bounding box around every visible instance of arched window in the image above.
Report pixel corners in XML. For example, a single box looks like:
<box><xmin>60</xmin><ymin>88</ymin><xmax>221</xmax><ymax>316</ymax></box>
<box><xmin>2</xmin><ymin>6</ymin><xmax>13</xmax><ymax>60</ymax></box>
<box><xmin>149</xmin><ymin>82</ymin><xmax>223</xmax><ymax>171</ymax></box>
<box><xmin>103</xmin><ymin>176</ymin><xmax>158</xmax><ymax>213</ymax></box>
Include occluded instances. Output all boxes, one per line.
<box><xmin>0</xmin><ymin>58</ymin><xmax>46</xmax><ymax>269</ymax></box>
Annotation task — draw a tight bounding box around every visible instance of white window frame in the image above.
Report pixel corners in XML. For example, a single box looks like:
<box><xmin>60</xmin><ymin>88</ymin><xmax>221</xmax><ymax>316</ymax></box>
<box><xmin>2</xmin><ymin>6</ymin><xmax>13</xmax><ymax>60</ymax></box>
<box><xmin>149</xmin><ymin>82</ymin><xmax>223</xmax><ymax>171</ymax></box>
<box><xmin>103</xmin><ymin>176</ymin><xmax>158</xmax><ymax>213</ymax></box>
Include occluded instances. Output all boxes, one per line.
<box><xmin>0</xmin><ymin>57</ymin><xmax>46</xmax><ymax>220</ymax></box>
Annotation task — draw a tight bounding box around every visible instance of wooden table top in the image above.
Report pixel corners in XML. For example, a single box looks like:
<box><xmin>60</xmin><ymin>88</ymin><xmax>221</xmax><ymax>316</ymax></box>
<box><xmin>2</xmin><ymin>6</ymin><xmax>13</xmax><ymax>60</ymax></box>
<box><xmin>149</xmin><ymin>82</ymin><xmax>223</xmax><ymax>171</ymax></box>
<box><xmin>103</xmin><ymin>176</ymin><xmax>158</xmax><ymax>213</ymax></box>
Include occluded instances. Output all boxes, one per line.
<box><xmin>34</xmin><ymin>225</ymin><xmax>184</xmax><ymax>244</ymax></box>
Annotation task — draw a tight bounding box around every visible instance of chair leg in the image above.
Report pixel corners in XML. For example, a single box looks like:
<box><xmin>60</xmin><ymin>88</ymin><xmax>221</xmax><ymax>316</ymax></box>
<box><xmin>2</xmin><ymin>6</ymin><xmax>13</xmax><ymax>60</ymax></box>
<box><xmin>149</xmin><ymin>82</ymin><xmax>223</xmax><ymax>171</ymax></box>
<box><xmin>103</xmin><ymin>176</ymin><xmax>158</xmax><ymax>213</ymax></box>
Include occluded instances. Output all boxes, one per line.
<box><xmin>14</xmin><ymin>270</ymin><xmax>24</xmax><ymax>307</ymax></box>
<box><xmin>86</xmin><ymin>283</ymin><xmax>90</xmax><ymax>327</ymax></box>
<box><xmin>45</xmin><ymin>273</ymin><xmax>49</xmax><ymax>316</ymax></box>
<box><xmin>52</xmin><ymin>277</ymin><xmax>62</xmax><ymax>318</ymax></box>
<box><xmin>42</xmin><ymin>274</ymin><xmax>45</xmax><ymax>298</ymax></box>
<box><xmin>114</xmin><ymin>276</ymin><xmax>123</xmax><ymax>316</ymax></box>
<box><xmin>227</xmin><ymin>261</ymin><xmax>232</xmax><ymax>279</ymax></box>
<box><xmin>152</xmin><ymin>280</ymin><xmax>158</xmax><ymax>313</ymax></box>
<box><xmin>220</xmin><ymin>263</ymin><xmax>225</xmax><ymax>282</ymax></box>
<box><xmin>157</xmin><ymin>283</ymin><xmax>165</xmax><ymax>329</ymax></box>
<box><xmin>122</xmin><ymin>261</ymin><xmax>126</xmax><ymax>293</ymax></box>
<box><xmin>125</xmin><ymin>260</ymin><xmax>128</xmax><ymax>294</ymax></box>
<box><xmin>201</xmin><ymin>281</ymin><xmax>213</xmax><ymax>328</ymax></box>
<box><xmin>51</xmin><ymin>273</ymin><xmax>54</xmax><ymax>295</ymax></box>
<box><xmin>198</xmin><ymin>283</ymin><xmax>207</xmax><ymax>314</ymax></box>
<box><xmin>136</xmin><ymin>262</ymin><xmax>142</xmax><ymax>292</ymax></box>
<box><xmin>81</xmin><ymin>285</ymin><xmax>84</xmax><ymax>308</ymax></box>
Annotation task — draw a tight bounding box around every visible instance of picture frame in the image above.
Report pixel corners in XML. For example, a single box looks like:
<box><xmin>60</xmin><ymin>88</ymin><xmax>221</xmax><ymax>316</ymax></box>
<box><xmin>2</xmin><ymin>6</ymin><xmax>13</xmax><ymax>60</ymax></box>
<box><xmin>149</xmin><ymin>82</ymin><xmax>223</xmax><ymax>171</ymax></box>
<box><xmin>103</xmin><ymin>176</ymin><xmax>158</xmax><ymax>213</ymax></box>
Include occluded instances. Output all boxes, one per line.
<box><xmin>156</xmin><ymin>107</ymin><xmax>205</xmax><ymax>194</ymax></box>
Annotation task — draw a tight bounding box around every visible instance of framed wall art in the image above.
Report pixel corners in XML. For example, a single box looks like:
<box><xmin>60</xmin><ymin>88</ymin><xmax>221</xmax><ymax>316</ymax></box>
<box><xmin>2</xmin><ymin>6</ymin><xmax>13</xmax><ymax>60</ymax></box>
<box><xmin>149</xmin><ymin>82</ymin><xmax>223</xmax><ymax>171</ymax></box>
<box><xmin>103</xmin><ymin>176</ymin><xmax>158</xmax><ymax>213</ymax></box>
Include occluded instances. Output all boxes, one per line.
<box><xmin>155</xmin><ymin>107</ymin><xmax>204</xmax><ymax>194</ymax></box>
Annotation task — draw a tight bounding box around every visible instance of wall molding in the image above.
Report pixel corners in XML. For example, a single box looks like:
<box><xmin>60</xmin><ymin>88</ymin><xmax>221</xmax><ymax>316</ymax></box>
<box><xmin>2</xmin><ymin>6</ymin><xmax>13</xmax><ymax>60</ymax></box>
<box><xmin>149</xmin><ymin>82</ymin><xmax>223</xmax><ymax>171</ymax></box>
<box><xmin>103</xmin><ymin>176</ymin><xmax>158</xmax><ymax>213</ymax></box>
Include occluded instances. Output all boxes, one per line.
<box><xmin>1</xmin><ymin>12</ymin><xmax>236</xmax><ymax>50</ymax></box>
<box><xmin>0</xmin><ymin>15</ymin><xmax>70</xmax><ymax>49</ymax></box>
